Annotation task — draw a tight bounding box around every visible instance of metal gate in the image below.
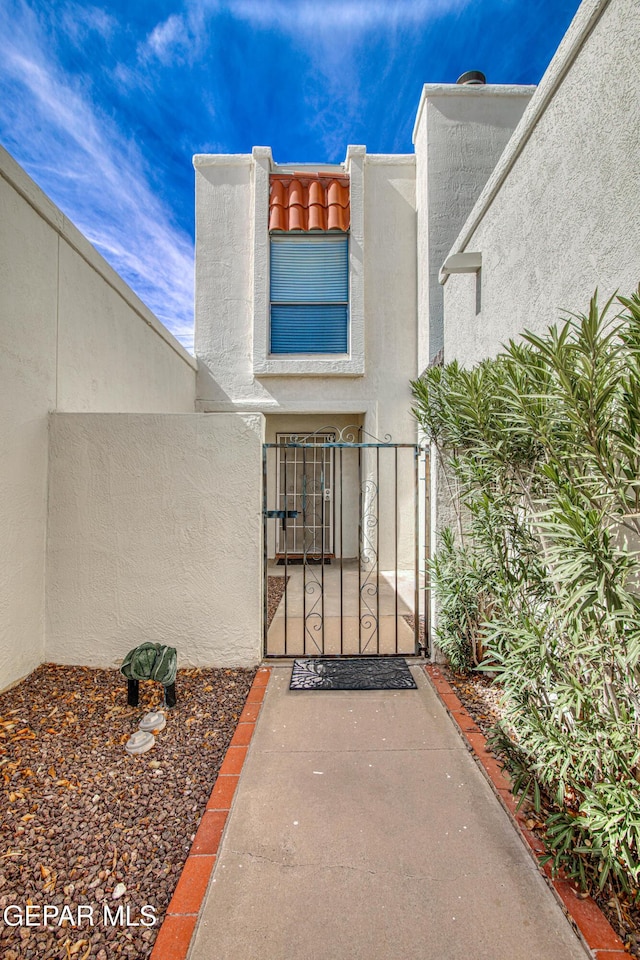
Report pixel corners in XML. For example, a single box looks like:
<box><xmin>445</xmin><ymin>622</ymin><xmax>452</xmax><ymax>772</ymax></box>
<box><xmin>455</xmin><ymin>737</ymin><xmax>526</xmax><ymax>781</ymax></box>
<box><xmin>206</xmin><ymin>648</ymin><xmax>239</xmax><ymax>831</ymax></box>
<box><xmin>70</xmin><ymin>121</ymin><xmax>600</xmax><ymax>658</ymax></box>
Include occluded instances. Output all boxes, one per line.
<box><xmin>263</xmin><ymin>427</ymin><xmax>430</xmax><ymax>658</ymax></box>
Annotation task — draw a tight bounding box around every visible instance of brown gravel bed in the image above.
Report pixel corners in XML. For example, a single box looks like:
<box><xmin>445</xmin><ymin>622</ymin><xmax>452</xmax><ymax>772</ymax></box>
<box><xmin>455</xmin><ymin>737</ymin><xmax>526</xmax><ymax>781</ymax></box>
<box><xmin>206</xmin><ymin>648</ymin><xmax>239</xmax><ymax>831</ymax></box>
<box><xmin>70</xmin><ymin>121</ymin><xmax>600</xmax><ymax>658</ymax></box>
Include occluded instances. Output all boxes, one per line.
<box><xmin>440</xmin><ymin>665</ymin><xmax>506</xmax><ymax>737</ymax></box>
<box><xmin>0</xmin><ymin>663</ymin><xmax>255</xmax><ymax>959</ymax></box>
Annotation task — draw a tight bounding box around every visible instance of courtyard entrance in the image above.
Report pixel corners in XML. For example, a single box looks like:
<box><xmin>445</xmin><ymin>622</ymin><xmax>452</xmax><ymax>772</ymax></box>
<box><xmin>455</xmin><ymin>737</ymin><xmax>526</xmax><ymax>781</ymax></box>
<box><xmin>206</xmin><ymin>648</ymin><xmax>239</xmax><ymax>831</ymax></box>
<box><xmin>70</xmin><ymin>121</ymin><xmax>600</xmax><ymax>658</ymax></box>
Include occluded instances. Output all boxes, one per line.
<box><xmin>263</xmin><ymin>429</ymin><xmax>429</xmax><ymax>658</ymax></box>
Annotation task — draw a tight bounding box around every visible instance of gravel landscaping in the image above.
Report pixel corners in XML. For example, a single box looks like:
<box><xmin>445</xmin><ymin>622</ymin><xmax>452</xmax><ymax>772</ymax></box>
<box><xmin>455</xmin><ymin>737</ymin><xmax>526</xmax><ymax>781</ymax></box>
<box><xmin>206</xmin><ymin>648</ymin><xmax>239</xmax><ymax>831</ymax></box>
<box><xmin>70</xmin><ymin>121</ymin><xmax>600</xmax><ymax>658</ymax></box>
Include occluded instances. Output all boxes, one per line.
<box><xmin>441</xmin><ymin>665</ymin><xmax>506</xmax><ymax>737</ymax></box>
<box><xmin>0</xmin><ymin>663</ymin><xmax>255</xmax><ymax>960</ymax></box>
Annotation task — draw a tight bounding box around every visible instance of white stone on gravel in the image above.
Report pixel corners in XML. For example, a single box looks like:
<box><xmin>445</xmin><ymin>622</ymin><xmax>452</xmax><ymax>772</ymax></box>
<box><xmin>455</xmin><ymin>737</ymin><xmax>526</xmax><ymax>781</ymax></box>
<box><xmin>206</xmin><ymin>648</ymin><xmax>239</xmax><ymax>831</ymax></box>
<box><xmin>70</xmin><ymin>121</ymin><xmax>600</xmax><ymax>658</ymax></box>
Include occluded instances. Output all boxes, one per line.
<box><xmin>125</xmin><ymin>730</ymin><xmax>155</xmax><ymax>755</ymax></box>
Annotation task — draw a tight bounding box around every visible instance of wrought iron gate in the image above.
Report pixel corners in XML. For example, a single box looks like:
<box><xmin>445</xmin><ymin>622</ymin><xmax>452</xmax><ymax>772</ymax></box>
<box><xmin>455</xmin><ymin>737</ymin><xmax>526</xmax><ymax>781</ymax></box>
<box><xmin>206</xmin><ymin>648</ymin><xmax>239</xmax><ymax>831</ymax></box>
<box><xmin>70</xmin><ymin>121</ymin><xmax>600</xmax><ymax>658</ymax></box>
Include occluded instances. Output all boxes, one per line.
<box><xmin>263</xmin><ymin>428</ymin><xmax>430</xmax><ymax>658</ymax></box>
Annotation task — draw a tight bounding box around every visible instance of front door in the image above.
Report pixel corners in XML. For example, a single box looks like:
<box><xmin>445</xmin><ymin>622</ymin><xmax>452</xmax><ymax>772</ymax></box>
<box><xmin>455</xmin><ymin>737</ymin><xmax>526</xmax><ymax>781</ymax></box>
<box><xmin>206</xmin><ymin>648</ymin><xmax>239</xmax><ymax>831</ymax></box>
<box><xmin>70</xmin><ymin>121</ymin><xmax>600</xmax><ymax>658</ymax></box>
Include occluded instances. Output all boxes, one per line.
<box><xmin>276</xmin><ymin>433</ymin><xmax>334</xmax><ymax>558</ymax></box>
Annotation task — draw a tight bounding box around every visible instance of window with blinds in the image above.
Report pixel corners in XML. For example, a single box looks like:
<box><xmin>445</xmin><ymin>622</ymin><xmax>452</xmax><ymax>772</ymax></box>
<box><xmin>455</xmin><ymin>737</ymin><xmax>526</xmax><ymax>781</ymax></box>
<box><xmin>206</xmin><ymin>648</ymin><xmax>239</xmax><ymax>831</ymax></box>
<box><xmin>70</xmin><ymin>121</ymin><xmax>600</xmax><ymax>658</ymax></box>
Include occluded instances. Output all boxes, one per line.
<box><xmin>270</xmin><ymin>234</ymin><xmax>349</xmax><ymax>354</ymax></box>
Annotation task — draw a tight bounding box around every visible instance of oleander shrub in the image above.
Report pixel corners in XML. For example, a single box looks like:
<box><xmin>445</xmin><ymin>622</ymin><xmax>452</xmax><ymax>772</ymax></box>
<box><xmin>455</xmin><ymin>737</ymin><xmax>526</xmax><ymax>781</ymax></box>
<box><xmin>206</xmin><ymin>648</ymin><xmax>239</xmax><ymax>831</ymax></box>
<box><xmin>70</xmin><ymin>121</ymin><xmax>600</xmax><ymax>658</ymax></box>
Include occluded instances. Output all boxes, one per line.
<box><xmin>429</xmin><ymin>527</ymin><xmax>490</xmax><ymax>673</ymax></box>
<box><xmin>411</xmin><ymin>289</ymin><xmax>640</xmax><ymax>896</ymax></box>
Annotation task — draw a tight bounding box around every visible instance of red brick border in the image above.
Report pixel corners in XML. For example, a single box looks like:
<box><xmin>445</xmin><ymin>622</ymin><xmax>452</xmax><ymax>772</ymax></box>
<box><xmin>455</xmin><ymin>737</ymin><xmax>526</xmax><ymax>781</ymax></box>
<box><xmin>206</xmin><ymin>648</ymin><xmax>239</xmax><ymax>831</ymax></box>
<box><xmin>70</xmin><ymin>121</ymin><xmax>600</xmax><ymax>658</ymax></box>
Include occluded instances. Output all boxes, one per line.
<box><xmin>424</xmin><ymin>664</ymin><xmax>626</xmax><ymax>959</ymax></box>
<box><xmin>149</xmin><ymin>666</ymin><xmax>271</xmax><ymax>960</ymax></box>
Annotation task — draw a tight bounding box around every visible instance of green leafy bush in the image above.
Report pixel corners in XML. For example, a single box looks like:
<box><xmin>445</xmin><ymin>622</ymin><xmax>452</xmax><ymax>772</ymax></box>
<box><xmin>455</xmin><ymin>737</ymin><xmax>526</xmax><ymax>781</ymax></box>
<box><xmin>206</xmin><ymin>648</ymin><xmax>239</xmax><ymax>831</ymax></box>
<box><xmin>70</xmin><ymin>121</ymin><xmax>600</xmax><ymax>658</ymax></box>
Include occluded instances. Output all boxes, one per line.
<box><xmin>430</xmin><ymin>527</ymin><xmax>490</xmax><ymax>673</ymax></box>
<box><xmin>412</xmin><ymin>289</ymin><xmax>640</xmax><ymax>899</ymax></box>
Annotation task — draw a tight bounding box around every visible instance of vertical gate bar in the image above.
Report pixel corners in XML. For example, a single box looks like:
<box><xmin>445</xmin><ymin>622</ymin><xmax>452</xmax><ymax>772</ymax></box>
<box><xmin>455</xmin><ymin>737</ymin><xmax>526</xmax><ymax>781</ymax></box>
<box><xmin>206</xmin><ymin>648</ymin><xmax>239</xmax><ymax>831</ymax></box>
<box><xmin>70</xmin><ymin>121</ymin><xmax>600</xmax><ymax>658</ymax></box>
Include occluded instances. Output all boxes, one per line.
<box><xmin>303</xmin><ymin>444</ymin><xmax>307</xmax><ymax>655</ymax></box>
<box><xmin>321</xmin><ymin>446</ymin><xmax>325</xmax><ymax>654</ymax></box>
<box><xmin>296</xmin><ymin>443</ymin><xmax>301</xmax><ymax>554</ymax></box>
<box><xmin>339</xmin><ymin>446</ymin><xmax>344</xmax><ymax>651</ymax></box>
<box><xmin>263</xmin><ymin>443</ymin><xmax>268</xmax><ymax>657</ymax></box>
<box><xmin>413</xmin><ymin>446</ymin><xmax>420</xmax><ymax>656</ymax></box>
<box><xmin>358</xmin><ymin>443</ymin><xmax>362</xmax><ymax>654</ymax></box>
<box><xmin>394</xmin><ymin>446</ymin><xmax>398</xmax><ymax>654</ymax></box>
<box><xmin>376</xmin><ymin>445</ymin><xmax>380</xmax><ymax>654</ymax></box>
<box><xmin>284</xmin><ymin>445</ymin><xmax>288</xmax><ymax>656</ymax></box>
<box><xmin>292</xmin><ymin>442</ymin><xmax>297</xmax><ymax>553</ymax></box>
<box><xmin>424</xmin><ymin>449</ymin><xmax>431</xmax><ymax>657</ymax></box>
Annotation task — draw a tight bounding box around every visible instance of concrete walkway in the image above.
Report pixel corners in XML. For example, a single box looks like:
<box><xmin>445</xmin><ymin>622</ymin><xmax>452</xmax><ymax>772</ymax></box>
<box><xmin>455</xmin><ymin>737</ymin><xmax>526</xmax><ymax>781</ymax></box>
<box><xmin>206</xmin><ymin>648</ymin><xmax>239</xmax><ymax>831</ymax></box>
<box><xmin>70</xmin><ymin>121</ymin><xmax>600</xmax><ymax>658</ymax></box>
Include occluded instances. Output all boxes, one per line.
<box><xmin>188</xmin><ymin>665</ymin><xmax>588</xmax><ymax>960</ymax></box>
<box><xmin>266</xmin><ymin>562</ymin><xmax>418</xmax><ymax>657</ymax></box>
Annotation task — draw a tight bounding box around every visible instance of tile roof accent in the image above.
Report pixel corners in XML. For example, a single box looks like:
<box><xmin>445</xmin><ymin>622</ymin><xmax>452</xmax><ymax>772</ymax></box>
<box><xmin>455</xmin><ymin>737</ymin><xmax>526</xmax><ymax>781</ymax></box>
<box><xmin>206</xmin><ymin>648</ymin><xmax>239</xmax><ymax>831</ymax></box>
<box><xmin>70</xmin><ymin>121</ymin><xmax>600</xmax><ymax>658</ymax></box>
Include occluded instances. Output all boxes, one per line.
<box><xmin>269</xmin><ymin>173</ymin><xmax>350</xmax><ymax>232</ymax></box>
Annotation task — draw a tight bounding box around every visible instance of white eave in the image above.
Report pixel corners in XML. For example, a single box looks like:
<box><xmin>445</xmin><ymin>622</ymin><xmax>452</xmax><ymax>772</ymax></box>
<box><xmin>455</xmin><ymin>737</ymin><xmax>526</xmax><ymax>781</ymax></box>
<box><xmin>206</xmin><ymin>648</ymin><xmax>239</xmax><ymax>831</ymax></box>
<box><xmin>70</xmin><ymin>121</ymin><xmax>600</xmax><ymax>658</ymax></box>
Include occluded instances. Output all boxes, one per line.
<box><xmin>439</xmin><ymin>252</ymin><xmax>482</xmax><ymax>284</ymax></box>
<box><xmin>192</xmin><ymin>154</ymin><xmax>254</xmax><ymax>167</ymax></box>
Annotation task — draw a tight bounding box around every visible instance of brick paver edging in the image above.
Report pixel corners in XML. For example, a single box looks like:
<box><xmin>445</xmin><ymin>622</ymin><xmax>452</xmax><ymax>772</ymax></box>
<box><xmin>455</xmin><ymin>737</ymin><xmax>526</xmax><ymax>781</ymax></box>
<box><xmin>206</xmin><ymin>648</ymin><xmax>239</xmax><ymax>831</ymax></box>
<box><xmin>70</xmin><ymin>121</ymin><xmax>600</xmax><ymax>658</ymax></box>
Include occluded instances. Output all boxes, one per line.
<box><xmin>149</xmin><ymin>666</ymin><xmax>271</xmax><ymax>960</ymax></box>
<box><xmin>424</xmin><ymin>664</ymin><xmax>628</xmax><ymax>960</ymax></box>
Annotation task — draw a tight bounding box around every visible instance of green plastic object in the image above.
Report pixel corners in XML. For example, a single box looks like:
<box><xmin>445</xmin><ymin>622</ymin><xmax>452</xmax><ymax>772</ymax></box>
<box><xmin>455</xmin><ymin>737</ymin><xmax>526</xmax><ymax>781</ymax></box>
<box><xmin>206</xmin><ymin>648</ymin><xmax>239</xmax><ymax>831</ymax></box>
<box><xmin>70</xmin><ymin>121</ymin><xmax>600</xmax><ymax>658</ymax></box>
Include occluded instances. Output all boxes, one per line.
<box><xmin>120</xmin><ymin>642</ymin><xmax>178</xmax><ymax>687</ymax></box>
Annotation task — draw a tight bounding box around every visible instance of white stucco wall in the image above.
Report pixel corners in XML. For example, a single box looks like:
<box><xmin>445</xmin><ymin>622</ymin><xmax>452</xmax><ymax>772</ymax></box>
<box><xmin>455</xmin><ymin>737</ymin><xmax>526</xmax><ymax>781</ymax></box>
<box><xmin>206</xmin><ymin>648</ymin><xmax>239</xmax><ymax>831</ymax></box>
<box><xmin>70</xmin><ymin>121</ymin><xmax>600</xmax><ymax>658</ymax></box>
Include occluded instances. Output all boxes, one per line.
<box><xmin>0</xmin><ymin>146</ymin><xmax>196</xmax><ymax>690</ymax></box>
<box><xmin>194</xmin><ymin>155</ymin><xmax>254</xmax><ymax>408</ymax></box>
<box><xmin>442</xmin><ymin>0</ymin><xmax>640</xmax><ymax>367</ymax></box>
<box><xmin>194</xmin><ymin>151</ymin><xmax>418</xmax><ymax>439</ymax></box>
<box><xmin>56</xmin><ymin>234</ymin><xmax>196</xmax><ymax>412</ymax></box>
<box><xmin>0</xmin><ymin>168</ymin><xmax>57</xmax><ymax>688</ymax></box>
<box><xmin>413</xmin><ymin>84</ymin><xmax>534</xmax><ymax>371</ymax></box>
<box><xmin>46</xmin><ymin>413</ymin><xmax>264</xmax><ymax>669</ymax></box>
<box><xmin>194</xmin><ymin>151</ymin><xmax>419</xmax><ymax>567</ymax></box>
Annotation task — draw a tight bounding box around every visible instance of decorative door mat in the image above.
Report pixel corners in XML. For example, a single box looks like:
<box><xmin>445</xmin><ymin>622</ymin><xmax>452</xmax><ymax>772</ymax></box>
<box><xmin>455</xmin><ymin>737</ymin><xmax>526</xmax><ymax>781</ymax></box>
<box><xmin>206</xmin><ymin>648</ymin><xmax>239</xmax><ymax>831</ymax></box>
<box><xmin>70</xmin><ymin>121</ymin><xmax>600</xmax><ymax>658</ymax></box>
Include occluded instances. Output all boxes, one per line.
<box><xmin>290</xmin><ymin>657</ymin><xmax>417</xmax><ymax>691</ymax></box>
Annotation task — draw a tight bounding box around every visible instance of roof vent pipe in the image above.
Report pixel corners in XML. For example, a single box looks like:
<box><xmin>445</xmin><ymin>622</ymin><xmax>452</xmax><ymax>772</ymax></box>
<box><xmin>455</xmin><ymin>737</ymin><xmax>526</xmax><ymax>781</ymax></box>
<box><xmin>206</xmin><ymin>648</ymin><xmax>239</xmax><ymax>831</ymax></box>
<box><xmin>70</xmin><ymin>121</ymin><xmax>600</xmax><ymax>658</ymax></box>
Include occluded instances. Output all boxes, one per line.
<box><xmin>456</xmin><ymin>70</ymin><xmax>486</xmax><ymax>85</ymax></box>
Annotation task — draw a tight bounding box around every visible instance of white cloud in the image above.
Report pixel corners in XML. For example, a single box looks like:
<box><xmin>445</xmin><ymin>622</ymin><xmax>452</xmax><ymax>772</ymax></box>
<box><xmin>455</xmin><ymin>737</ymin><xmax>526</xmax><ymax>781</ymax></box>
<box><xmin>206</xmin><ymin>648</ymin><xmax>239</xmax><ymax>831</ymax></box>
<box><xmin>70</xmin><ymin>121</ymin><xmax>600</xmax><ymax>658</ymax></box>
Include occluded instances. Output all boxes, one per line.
<box><xmin>229</xmin><ymin>0</ymin><xmax>469</xmax><ymax>31</ymax></box>
<box><xmin>139</xmin><ymin>14</ymin><xmax>192</xmax><ymax>66</ymax></box>
<box><xmin>0</xmin><ymin>1</ymin><xmax>194</xmax><ymax>350</ymax></box>
<box><xmin>59</xmin><ymin>3</ymin><xmax>118</xmax><ymax>44</ymax></box>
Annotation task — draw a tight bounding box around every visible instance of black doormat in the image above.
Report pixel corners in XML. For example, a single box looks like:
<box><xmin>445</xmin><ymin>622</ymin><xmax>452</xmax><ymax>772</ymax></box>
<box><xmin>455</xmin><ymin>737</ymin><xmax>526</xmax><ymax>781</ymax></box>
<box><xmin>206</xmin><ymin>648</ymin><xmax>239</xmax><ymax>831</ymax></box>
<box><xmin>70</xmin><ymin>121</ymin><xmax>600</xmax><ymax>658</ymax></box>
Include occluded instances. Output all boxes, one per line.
<box><xmin>290</xmin><ymin>657</ymin><xmax>417</xmax><ymax>691</ymax></box>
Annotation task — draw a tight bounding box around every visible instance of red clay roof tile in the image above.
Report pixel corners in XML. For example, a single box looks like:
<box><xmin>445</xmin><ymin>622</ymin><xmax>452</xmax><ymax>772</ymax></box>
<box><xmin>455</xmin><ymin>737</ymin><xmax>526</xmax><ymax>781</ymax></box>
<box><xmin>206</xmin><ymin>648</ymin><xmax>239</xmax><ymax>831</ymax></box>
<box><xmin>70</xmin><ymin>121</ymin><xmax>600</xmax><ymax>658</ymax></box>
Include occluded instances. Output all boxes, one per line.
<box><xmin>269</xmin><ymin>173</ymin><xmax>349</xmax><ymax>232</ymax></box>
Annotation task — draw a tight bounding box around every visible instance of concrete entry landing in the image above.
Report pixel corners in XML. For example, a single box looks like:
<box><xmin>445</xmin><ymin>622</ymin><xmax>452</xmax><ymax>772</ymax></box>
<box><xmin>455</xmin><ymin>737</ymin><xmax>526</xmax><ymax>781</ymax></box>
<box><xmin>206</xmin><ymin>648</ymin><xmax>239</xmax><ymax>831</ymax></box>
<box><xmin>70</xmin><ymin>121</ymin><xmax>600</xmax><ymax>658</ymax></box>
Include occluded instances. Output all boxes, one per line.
<box><xmin>188</xmin><ymin>666</ymin><xmax>588</xmax><ymax>960</ymax></box>
<box><xmin>267</xmin><ymin>560</ymin><xmax>418</xmax><ymax>657</ymax></box>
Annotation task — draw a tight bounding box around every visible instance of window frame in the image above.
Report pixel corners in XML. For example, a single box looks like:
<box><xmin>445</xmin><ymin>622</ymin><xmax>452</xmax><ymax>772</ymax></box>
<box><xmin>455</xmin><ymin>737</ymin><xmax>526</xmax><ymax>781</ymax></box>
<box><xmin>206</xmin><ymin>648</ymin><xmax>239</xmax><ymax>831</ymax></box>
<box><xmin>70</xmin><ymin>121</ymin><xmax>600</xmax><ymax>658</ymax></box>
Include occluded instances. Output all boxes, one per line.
<box><xmin>252</xmin><ymin>146</ymin><xmax>365</xmax><ymax>378</ymax></box>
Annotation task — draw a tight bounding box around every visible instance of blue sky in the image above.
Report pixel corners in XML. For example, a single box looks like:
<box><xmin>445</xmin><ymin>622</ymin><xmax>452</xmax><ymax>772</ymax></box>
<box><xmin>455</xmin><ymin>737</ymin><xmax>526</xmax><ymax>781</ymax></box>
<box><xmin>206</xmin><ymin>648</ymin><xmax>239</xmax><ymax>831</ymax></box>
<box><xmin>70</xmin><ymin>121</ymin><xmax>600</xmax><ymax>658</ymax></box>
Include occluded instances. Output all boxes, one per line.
<box><xmin>0</xmin><ymin>0</ymin><xmax>581</xmax><ymax>352</ymax></box>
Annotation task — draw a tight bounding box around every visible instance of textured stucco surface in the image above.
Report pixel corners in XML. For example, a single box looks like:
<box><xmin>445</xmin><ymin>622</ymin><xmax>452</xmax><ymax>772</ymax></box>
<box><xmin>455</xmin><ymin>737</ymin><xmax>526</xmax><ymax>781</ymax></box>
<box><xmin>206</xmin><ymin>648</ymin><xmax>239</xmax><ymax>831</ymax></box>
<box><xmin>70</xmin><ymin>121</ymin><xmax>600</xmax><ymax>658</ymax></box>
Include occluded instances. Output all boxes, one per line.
<box><xmin>46</xmin><ymin>414</ymin><xmax>264</xmax><ymax>669</ymax></box>
<box><xmin>0</xmin><ymin>146</ymin><xmax>196</xmax><ymax>690</ymax></box>
<box><xmin>195</xmin><ymin>152</ymin><xmax>419</xmax><ymax>568</ymax></box>
<box><xmin>194</xmin><ymin>152</ymin><xmax>417</xmax><ymax>439</ymax></box>
<box><xmin>194</xmin><ymin>156</ymin><xmax>254</xmax><ymax>408</ymax></box>
<box><xmin>56</xmin><ymin>238</ymin><xmax>196</xmax><ymax>413</ymax></box>
<box><xmin>413</xmin><ymin>86</ymin><xmax>534</xmax><ymax>371</ymax></box>
<box><xmin>443</xmin><ymin>0</ymin><xmax>640</xmax><ymax>367</ymax></box>
<box><xmin>0</xmin><ymin>172</ymin><xmax>56</xmax><ymax>688</ymax></box>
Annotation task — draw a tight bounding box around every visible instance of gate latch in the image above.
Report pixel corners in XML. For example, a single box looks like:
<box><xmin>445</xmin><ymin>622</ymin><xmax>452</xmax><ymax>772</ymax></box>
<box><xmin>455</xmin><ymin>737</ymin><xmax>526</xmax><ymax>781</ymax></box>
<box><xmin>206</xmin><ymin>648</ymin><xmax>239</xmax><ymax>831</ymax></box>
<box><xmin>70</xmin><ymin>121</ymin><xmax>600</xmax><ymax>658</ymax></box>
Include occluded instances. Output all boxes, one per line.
<box><xmin>265</xmin><ymin>509</ymin><xmax>298</xmax><ymax>530</ymax></box>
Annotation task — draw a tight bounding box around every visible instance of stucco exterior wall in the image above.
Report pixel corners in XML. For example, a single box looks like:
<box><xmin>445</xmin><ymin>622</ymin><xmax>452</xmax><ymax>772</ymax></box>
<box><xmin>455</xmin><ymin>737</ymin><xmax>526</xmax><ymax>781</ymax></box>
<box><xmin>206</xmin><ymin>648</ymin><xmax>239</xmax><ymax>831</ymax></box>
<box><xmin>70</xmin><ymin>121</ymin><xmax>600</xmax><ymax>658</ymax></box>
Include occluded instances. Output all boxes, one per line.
<box><xmin>442</xmin><ymin>0</ymin><xmax>640</xmax><ymax>367</ymax></box>
<box><xmin>194</xmin><ymin>152</ymin><xmax>418</xmax><ymax>438</ymax></box>
<box><xmin>0</xmin><ymin>146</ymin><xmax>196</xmax><ymax>690</ymax></box>
<box><xmin>194</xmin><ymin>156</ymin><xmax>254</xmax><ymax>407</ymax></box>
<box><xmin>194</xmin><ymin>151</ymin><xmax>419</xmax><ymax>567</ymax></box>
<box><xmin>413</xmin><ymin>85</ymin><xmax>534</xmax><ymax>371</ymax></box>
<box><xmin>46</xmin><ymin>413</ymin><xmax>264</xmax><ymax>670</ymax></box>
<box><xmin>0</xmin><ymin>171</ymin><xmax>57</xmax><ymax>688</ymax></box>
<box><xmin>56</xmin><ymin>235</ymin><xmax>196</xmax><ymax>412</ymax></box>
